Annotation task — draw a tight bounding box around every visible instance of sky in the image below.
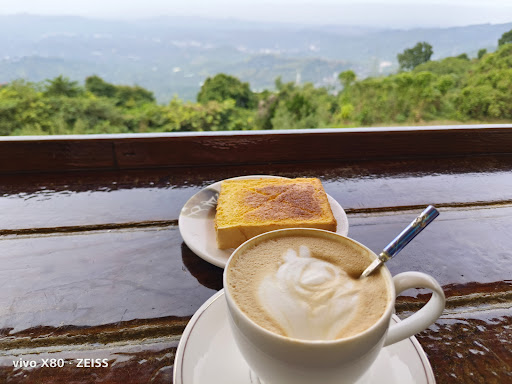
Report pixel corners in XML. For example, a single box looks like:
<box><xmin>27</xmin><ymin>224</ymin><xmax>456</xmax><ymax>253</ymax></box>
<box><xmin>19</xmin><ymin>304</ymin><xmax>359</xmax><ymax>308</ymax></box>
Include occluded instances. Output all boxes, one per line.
<box><xmin>1</xmin><ymin>0</ymin><xmax>512</xmax><ymax>28</ymax></box>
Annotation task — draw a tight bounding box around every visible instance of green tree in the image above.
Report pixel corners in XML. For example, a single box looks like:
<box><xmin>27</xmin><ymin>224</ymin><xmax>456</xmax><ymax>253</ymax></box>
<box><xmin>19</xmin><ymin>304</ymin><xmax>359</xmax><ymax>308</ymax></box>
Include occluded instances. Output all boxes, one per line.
<box><xmin>414</xmin><ymin>56</ymin><xmax>471</xmax><ymax>77</ymax></box>
<box><xmin>268</xmin><ymin>82</ymin><xmax>335</xmax><ymax>130</ymax></box>
<box><xmin>0</xmin><ymin>80</ymin><xmax>52</xmax><ymax>135</ymax></box>
<box><xmin>44</xmin><ymin>75</ymin><xmax>83</xmax><ymax>97</ymax></box>
<box><xmin>85</xmin><ymin>75</ymin><xmax>155</xmax><ymax>107</ymax></box>
<box><xmin>115</xmin><ymin>85</ymin><xmax>155</xmax><ymax>107</ymax></box>
<box><xmin>197</xmin><ymin>74</ymin><xmax>256</xmax><ymax>109</ymax></box>
<box><xmin>498</xmin><ymin>29</ymin><xmax>512</xmax><ymax>46</ymax></box>
<box><xmin>397</xmin><ymin>42</ymin><xmax>433</xmax><ymax>71</ymax></box>
<box><xmin>338</xmin><ymin>70</ymin><xmax>356</xmax><ymax>89</ymax></box>
<box><xmin>477</xmin><ymin>49</ymin><xmax>487</xmax><ymax>59</ymax></box>
<box><xmin>477</xmin><ymin>43</ymin><xmax>512</xmax><ymax>71</ymax></box>
<box><xmin>162</xmin><ymin>98</ymin><xmax>254</xmax><ymax>132</ymax></box>
<box><xmin>455</xmin><ymin>44</ymin><xmax>512</xmax><ymax>120</ymax></box>
<box><xmin>85</xmin><ymin>75</ymin><xmax>117</xmax><ymax>98</ymax></box>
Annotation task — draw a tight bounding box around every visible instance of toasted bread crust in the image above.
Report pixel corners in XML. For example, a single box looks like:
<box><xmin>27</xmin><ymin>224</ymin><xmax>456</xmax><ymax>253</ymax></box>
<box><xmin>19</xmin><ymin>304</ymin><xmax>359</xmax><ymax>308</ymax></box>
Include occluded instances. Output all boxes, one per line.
<box><xmin>215</xmin><ymin>178</ymin><xmax>337</xmax><ymax>249</ymax></box>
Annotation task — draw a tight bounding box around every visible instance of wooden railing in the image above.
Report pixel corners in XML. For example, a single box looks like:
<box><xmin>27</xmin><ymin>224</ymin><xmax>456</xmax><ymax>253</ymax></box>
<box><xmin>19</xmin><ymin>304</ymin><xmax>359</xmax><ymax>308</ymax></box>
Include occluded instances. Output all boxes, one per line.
<box><xmin>0</xmin><ymin>124</ymin><xmax>511</xmax><ymax>383</ymax></box>
<box><xmin>1</xmin><ymin>124</ymin><xmax>512</xmax><ymax>173</ymax></box>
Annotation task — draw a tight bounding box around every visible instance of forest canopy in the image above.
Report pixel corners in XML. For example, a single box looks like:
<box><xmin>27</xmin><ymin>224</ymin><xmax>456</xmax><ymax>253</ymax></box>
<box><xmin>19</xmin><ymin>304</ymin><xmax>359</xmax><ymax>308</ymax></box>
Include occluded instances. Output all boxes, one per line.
<box><xmin>1</xmin><ymin>35</ymin><xmax>511</xmax><ymax>136</ymax></box>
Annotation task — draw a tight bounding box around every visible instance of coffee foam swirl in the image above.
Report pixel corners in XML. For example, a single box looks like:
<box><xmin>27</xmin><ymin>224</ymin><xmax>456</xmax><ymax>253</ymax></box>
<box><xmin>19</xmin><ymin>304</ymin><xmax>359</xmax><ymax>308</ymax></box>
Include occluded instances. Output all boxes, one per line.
<box><xmin>258</xmin><ymin>245</ymin><xmax>360</xmax><ymax>340</ymax></box>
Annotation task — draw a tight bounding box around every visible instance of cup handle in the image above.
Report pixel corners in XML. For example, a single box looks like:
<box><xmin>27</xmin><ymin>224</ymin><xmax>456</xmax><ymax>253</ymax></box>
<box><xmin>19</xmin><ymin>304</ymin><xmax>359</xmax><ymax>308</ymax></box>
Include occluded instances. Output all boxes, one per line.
<box><xmin>384</xmin><ymin>271</ymin><xmax>445</xmax><ymax>347</ymax></box>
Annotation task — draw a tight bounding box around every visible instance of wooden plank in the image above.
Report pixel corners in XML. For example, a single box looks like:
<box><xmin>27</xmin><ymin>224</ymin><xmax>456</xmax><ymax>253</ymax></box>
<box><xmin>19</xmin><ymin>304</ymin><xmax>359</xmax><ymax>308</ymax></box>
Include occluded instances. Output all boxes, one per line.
<box><xmin>418</xmin><ymin>309</ymin><xmax>512</xmax><ymax>384</ymax></box>
<box><xmin>1</xmin><ymin>126</ymin><xmax>512</xmax><ymax>173</ymax></box>
<box><xmin>0</xmin><ymin>226</ymin><xmax>221</xmax><ymax>335</ymax></box>
<box><xmin>0</xmin><ymin>312</ymin><xmax>509</xmax><ymax>384</ymax></box>
<box><xmin>0</xmin><ymin>206</ymin><xmax>509</xmax><ymax>334</ymax></box>
<box><xmin>0</xmin><ymin>311</ymin><xmax>509</xmax><ymax>384</ymax></box>
<box><xmin>114</xmin><ymin>126</ymin><xmax>512</xmax><ymax>169</ymax></box>
<box><xmin>0</xmin><ymin>140</ymin><xmax>114</xmax><ymax>173</ymax></box>
<box><xmin>1</xmin><ymin>155</ymin><xmax>512</xmax><ymax>230</ymax></box>
<box><xmin>0</xmin><ymin>205</ymin><xmax>509</xmax><ymax>383</ymax></box>
<box><xmin>348</xmin><ymin>205</ymin><xmax>512</xmax><ymax>289</ymax></box>
<box><xmin>0</xmin><ymin>339</ymin><xmax>177</xmax><ymax>384</ymax></box>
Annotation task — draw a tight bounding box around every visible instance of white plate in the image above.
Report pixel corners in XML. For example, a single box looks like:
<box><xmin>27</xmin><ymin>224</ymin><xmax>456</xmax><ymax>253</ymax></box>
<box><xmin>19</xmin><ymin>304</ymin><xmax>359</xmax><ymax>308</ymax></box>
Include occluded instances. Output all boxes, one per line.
<box><xmin>178</xmin><ymin>175</ymin><xmax>349</xmax><ymax>268</ymax></box>
<box><xmin>174</xmin><ymin>290</ymin><xmax>436</xmax><ymax>384</ymax></box>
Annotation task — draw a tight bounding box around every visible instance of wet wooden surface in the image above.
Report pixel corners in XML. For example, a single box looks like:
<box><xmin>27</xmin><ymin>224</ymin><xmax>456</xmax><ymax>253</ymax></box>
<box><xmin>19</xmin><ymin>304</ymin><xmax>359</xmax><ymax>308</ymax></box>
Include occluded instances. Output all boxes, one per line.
<box><xmin>0</xmin><ymin>128</ymin><xmax>511</xmax><ymax>383</ymax></box>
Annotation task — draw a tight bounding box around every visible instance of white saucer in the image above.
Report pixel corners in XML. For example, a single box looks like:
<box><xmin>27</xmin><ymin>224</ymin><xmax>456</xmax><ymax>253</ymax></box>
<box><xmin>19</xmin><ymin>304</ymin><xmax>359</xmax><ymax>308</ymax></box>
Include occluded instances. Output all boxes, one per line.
<box><xmin>178</xmin><ymin>175</ymin><xmax>349</xmax><ymax>268</ymax></box>
<box><xmin>174</xmin><ymin>290</ymin><xmax>436</xmax><ymax>384</ymax></box>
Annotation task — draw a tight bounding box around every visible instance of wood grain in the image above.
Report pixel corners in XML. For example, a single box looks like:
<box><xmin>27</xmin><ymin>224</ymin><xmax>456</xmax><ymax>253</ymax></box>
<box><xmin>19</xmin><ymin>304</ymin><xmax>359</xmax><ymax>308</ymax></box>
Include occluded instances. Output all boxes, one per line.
<box><xmin>1</xmin><ymin>126</ymin><xmax>512</xmax><ymax>173</ymax></box>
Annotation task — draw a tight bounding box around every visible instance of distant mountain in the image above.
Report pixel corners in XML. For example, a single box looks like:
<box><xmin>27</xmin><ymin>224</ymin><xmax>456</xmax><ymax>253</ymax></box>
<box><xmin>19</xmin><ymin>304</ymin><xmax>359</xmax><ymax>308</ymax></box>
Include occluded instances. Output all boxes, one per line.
<box><xmin>1</xmin><ymin>14</ymin><xmax>511</xmax><ymax>102</ymax></box>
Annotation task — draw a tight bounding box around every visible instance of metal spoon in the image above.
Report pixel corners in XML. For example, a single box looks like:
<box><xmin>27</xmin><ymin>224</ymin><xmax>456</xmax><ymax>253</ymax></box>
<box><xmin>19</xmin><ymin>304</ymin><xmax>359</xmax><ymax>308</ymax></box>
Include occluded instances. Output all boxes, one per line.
<box><xmin>360</xmin><ymin>205</ymin><xmax>440</xmax><ymax>278</ymax></box>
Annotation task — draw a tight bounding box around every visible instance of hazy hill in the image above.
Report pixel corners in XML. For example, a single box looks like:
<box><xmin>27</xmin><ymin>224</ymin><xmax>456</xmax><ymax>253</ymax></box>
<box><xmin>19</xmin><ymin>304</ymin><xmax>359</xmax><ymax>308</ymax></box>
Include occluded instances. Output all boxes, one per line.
<box><xmin>1</xmin><ymin>14</ymin><xmax>511</xmax><ymax>102</ymax></box>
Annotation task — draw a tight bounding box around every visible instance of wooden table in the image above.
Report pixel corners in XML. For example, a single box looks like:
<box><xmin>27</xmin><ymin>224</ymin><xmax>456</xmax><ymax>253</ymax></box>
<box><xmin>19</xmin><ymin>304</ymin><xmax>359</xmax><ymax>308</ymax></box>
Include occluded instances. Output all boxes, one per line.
<box><xmin>0</xmin><ymin>126</ymin><xmax>511</xmax><ymax>383</ymax></box>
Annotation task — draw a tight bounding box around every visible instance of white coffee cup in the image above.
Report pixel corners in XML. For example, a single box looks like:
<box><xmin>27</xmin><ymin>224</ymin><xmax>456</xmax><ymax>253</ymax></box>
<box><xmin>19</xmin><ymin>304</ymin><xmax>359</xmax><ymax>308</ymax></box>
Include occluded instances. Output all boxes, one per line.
<box><xmin>223</xmin><ymin>228</ymin><xmax>445</xmax><ymax>384</ymax></box>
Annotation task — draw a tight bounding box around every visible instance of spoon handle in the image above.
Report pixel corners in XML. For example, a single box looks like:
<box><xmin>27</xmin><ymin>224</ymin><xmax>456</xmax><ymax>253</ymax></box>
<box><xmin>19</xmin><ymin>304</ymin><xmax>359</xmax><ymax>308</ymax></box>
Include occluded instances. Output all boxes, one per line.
<box><xmin>361</xmin><ymin>205</ymin><xmax>439</xmax><ymax>278</ymax></box>
<box><xmin>383</xmin><ymin>205</ymin><xmax>439</xmax><ymax>260</ymax></box>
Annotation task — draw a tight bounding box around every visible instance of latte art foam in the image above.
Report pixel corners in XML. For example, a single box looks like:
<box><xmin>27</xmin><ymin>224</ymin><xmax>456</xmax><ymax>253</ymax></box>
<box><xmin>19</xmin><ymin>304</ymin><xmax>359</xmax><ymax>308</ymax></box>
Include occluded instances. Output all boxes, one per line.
<box><xmin>258</xmin><ymin>245</ymin><xmax>359</xmax><ymax>340</ymax></box>
<box><xmin>226</xmin><ymin>234</ymin><xmax>389</xmax><ymax>340</ymax></box>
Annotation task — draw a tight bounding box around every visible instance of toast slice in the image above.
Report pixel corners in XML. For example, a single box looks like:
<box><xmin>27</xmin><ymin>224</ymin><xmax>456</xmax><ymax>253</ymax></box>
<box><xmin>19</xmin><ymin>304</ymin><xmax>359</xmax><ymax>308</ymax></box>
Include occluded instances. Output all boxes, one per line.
<box><xmin>214</xmin><ymin>177</ymin><xmax>337</xmax><ymax>249</ymax></box>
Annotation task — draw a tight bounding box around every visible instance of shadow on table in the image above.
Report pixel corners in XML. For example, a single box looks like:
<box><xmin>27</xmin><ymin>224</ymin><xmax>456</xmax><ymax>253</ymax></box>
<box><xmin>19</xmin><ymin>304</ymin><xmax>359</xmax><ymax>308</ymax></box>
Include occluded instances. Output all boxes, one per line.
<box><xmin>181</xmin><ymin>242</ymin><xmax>224</xmax><ymax>291</ymax></box>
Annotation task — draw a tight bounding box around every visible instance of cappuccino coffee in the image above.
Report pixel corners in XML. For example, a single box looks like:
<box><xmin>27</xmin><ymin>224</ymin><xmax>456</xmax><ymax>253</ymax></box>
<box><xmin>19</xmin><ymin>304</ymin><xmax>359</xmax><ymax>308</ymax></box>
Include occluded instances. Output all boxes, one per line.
<box><xmin>226</xmin><ymin>233</ymin><xmax>390</xmax><ymax>340</ymax></box>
